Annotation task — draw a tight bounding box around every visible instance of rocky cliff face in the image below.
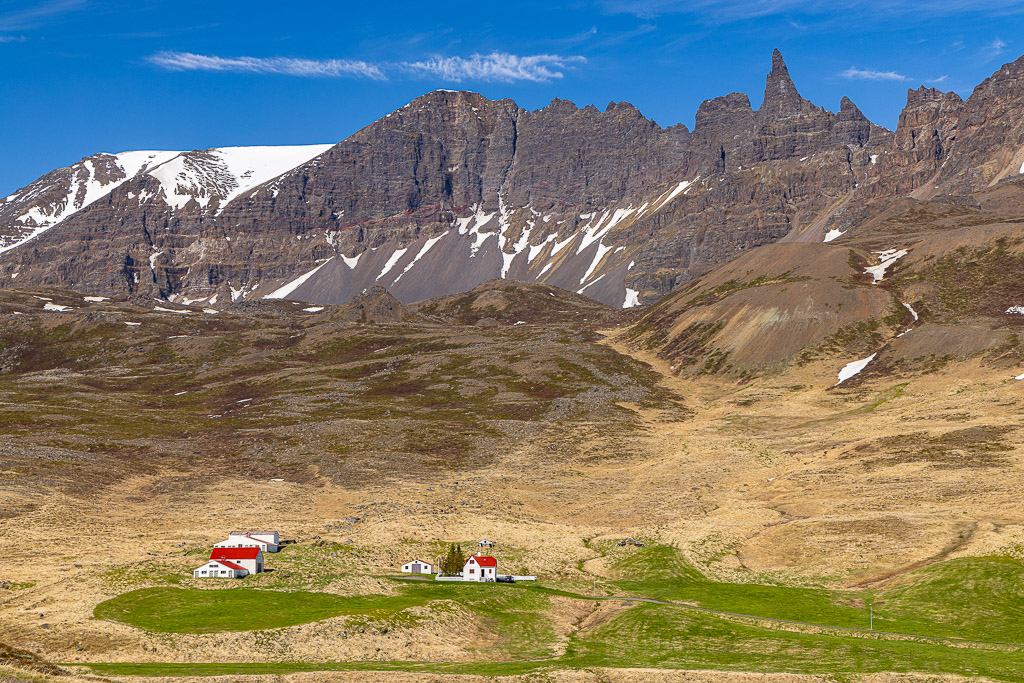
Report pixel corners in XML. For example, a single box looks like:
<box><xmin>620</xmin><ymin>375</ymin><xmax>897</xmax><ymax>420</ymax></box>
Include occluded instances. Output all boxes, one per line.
<box><xmin>5</xmin><ymin>50</ymin><xmax>1024</xmax><ymax>311</ymax></box>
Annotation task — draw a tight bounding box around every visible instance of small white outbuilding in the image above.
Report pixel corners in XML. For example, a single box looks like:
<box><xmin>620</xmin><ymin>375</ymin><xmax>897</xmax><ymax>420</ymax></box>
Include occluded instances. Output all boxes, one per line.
<box><xmin>401</xmin><ymin>559</ymin><xmax>435</xmax><ymax>574</ymax></box>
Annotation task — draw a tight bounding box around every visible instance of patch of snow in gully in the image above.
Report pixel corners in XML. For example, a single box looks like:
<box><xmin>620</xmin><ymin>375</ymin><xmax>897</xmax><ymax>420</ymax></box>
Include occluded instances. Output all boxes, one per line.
<box><xmin>264</xmin><ymin>257</ymin><xmax>335</xmax><ymax>299</ymax></box>
<box><xmin>836</xmin><ymin>353</ymin><xmax>877</xmax><ymax>385</ymax></box>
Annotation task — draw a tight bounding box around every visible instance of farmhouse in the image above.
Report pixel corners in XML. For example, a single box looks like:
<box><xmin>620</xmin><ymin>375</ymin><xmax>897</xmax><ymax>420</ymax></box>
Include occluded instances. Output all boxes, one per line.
<box><xmin>193</xmin><ymin>558</ymin><xmax>248</xmax><ymax>579</ymax></box>
<box><xmin>214</xmin><ymin>530</ymin><xmax>280</xmax><ymax>553</ymax></box>
<box><xmin>194</xmin><ymin>547</ymin><xmax>265</xmax><ymax>579</ymax></box>
<box><xmin>463</xmin><ymin>554</ymin><xmax>498</xmax><ymax>582</ymax></box>
<box><xmin>401</xmin><ymin>559</ymin><xmax>435</xmax><ymax>574</ymax></box>
<box><xmin>477</xmin><ymin>539</ymin><xmax>494</xmax><ymax>548</ymax></box>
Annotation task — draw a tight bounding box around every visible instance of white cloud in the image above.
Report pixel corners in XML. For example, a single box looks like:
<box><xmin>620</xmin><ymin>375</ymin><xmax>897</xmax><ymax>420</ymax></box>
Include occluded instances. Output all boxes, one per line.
<box><xmin>0</xmin><ymin>34</ymin><xmax>26</xmax><ymax>43</ymax></box>
<box><xmin>982</xmin><ymin>37</ymin><xmax>1008</xmax><ymax>59</ymax></box>
<box><xmin>400</xmin><ymin>52</ymin><xmax>585</xmax><ymax>83</ymax></box>
<box><xmin>926</xmin><ymin>75</ymin><xmax>949</xmax><ymax>84</ymax></box>
<box><xmin>147</xmin><ymin>51</ymin><xmax>585</xmax><ymax>83</ymax></box>
<box><xmin>147</xmin><ymin>51</ymin><xmax>386</xmax><ymax>79</ymax></box>
<box><xmin>0</xmin><ymin>0</ymin><xmax>85</xmax><ymax>31</ymax></box>
<box><xmin>839</xmin><ymin>67</ymin><xmax>912</xmax><ymax>82</ymax></box>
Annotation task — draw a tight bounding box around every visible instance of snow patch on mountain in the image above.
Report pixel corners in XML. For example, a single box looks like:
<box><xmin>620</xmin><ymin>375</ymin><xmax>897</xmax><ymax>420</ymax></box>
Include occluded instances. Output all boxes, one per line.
<box><xmin>865</xmin><ymin>248</ymin><xmax>908</xmax><ymax>283</ymax></box>
<box><xmin>377</xmin><ymin>248</ymin><xmax>409</xmax><ymax>282</ymax></box>
<box><xmin>148</xmin><ymin>144</ymin><xmax>332</xmax><ymax>212</ymax></box>
<box><xmin>836</xmin><ymin>353</ymin><xmax>877</xmax><ymax>385</ymax></box>
<box><xmin>265</xmin><ymin>258</ymin><xmax>335</xmax><ymax>300</ymax></box>
<box><xmin>0</xmin><ymin>150</ymin><xmax>179</xmax><ymax>255</ymax></box>
<box><xmin>393</xmin><ymin>232</ymin><xmax>448</xmax><ymax>284</ymax></box>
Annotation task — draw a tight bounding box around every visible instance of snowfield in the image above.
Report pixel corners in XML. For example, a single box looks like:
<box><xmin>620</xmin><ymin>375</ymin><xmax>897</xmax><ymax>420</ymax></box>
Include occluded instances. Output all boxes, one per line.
<box><xmin>148</xmin><ymin>144</ymin><xmax>333</xmax><ymax>212</ymax></box>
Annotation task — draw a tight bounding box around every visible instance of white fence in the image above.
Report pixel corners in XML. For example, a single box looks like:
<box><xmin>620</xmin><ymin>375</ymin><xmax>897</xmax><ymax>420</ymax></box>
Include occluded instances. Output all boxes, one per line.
<box><xmin>433</xmin><ymin>574</ymin><xmax>537</xmax><ymax>582</ymax></box>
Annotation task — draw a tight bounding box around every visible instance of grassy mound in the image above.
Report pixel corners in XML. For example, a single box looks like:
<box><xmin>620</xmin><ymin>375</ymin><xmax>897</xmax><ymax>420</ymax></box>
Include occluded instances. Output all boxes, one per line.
<box><xmin>94</xmin><ymin>587</ymin><xmax>426</xmax><ymax>634</ymax></box>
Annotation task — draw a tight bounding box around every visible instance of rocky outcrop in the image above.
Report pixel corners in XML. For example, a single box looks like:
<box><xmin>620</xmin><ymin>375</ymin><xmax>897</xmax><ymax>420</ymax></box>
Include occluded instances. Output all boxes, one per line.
<box><xmin>503</xmin><ymin>99</ymin><xmax>690</xmax><ymax>210</ymax></box>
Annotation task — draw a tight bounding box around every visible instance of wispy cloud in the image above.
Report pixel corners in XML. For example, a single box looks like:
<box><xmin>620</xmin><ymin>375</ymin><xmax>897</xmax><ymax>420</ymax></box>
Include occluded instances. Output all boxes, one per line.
<box><xmin>147</xmin><ymin>51</ymin><xmax>386</xmax><ymax>79</ymax></box>
<box><xmin>926</xmin><ymin>75</ymin><xmax>949</xmax><ymax>84</ymax></box>
<box><xmin>0</xmin><ymin>35</ymin><xmax>26</xmax><ymax>43</ymax></box>
<box><xmin>981</xmin><ymin>37</ymin><xmax>1008</xmax><ymax>60</ymax></box>
<box><xmin>0</xmin><ymin>0</ymin><xmax>85</xmax><ymax>31</ymax></box>
<box><xmin>147</xmin><ymin>51</ymin><xmax>585</xmax><ymax>83</ymax></box>
<box><xmin>400</xmin><ymin>53</ymin><xmax>584</xmax><ymax>82</ymax></box>
<box><xmin>602</xmin><ymin>0</ymin><xmax>1024</xmax><ymax>21</ymax></box>
<box><xmin>839</xmin><ymin>67</ymin><xmax>912</xmax><ymax>82</ymax></box>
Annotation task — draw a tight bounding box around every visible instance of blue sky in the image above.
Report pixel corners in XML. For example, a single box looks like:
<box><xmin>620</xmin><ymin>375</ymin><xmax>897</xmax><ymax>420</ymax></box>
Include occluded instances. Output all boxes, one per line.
<box><xmin>2</xmin><ymin>0</ymin><xmax>1024</xmax><ymax>192</ymax></box>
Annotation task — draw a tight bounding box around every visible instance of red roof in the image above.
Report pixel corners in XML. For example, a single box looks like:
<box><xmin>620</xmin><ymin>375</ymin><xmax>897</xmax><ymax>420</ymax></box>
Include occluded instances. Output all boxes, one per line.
<box><xmin>467</xmin><ymin>555</ymin><xmax>497</xmax><ymax>568</ymax></box>
<box><xmin>210</xmin><ymin>547</ymin><xmax>260</xmax><ymax>560</ymax></box>
<box><xmin>212</xmin><ymin>559</ymin><xmax>247</xmax><ymax>572</ymax></box>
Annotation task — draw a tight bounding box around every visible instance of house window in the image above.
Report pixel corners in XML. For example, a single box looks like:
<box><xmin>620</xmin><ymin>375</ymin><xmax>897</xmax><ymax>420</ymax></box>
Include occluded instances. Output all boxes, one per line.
<box><xmin>469</xmin><ymin>568</ymin><xmax>475</xmax><ymax>574</ymax></box>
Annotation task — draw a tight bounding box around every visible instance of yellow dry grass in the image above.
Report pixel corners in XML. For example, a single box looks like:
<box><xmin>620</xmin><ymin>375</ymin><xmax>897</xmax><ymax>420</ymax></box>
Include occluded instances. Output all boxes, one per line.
<box><xmin>1</xmin><ymin>326</ymin><xmax>1023</xmax><ymax>679</ymax></box>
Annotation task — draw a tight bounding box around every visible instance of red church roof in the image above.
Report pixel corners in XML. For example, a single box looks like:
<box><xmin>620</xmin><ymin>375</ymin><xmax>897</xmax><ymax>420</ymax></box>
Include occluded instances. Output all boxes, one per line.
<box><xmin>468</xmin><ymin>555</ymin><xmax>497</xmax><ymax>568</ymax></box>
<box><xmin>210</xmin><ymin>547</ymin><xmax>261</xmax><ymax>560</ymax></box>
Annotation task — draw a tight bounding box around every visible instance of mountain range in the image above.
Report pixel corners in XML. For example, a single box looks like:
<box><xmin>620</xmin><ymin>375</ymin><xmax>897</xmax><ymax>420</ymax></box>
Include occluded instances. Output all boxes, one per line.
<box><xmin>3</xmin><ymin>49</ymin><xmax>1024</xmax><ymax>375</ymax></box>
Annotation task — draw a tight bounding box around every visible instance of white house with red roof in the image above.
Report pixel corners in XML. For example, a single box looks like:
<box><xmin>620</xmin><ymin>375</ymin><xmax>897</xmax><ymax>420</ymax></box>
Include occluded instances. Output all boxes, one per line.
<box><xmin>462</xmin><ymin>554</ymin><xmax>498</xmax><ymax>582</ymax></box>
<box><xmin>193</xmin><ymin>557</ymin><xmax>249</xmax><ymax>579</ymax></box>
<box><xmin>214</xmin><ymin>530</ymin><xmax>280</xmax><ymax>553</ymax></box>
<box><xmin>194</xmin><ymin>547</ymin><xmax>264</xmax><ymax>579</ymax></box>
<box><xmin>401</xmin><ymin>559</ymin><xmax>435</xmax><ymax>574</ymax></box>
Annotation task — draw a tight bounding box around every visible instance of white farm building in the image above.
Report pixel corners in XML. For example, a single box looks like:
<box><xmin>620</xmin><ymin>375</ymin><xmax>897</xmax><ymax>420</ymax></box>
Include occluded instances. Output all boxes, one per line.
<box><xmin>194</xmin><ymin>547</ymin><xmax>264</xmax><ymax>579</ymax></box>
<box><xmin>214</xmin><ymin>530</ymin><xmax>280</xmax><ymax>553</ymax></box>
<box><xmin>401</xmin><ymin>559</ymin><xmax>435</xmax><ymax>574</ymax></box>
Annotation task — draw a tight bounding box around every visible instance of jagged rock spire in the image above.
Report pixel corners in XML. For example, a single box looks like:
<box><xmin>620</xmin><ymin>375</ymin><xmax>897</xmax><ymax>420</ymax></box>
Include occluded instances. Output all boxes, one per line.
<box><xmin>760</xmin><ymin>48</ymin><xmax>808</xmax><ymax>119</ymax></box>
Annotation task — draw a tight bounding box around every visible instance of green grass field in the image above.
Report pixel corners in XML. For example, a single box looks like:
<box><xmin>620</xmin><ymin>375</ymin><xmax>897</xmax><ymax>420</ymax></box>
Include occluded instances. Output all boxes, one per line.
<box><xmin>94</xmin><ymin>581</ymin><xmax>559</xmax><ymax>660</ymax></box>
<box><xmin>93</xmin><ymin>587</ymin><xmax>433</xmax><ymax>634</ymax></box>
<box><xmin>609</xmin><ymin>545</ymin><xmax>1024</xmax><ymax>644</ymax></box>
<box><xmin>88</xmin><ymin>547</ymin><xmax>1024</xmax><ymax>680</ymax></box>
<box><xmin>609</xmin><ymin>545</ymin><xmax>875</xmax><ymax>628</ymax></box>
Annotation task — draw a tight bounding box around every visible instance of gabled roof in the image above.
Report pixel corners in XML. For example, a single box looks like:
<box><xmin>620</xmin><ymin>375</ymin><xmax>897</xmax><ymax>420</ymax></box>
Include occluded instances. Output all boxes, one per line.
<box><xmin>230</xmin><ymin>530</ymin><xmax>277</xmax><ymax>536</ymax></box>
<box><xmin>212</xmin><ymin>559</ymin><xmax>247</xmax><ymax>571</ymax></box>
<box><xmin>403</xmin><ymin>558</ymin><xmax>433</xmax><ymax>566</ymax></box>
<box><xmin>210</xmin><ymin>547</ymin><xmax>261</xmax><ymax>560</ymax></box>
<box><xmin>466</xmin><ymin>555</ymin><xmax>497</xmax><ymax>568</ymax></box>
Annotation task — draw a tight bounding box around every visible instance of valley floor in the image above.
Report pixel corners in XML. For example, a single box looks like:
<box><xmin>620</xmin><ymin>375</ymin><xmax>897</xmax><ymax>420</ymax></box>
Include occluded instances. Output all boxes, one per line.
<box><xmin>2</xmin><ymin>295</ymin><xmax>1024</xmax><ymax>681</ymax></box>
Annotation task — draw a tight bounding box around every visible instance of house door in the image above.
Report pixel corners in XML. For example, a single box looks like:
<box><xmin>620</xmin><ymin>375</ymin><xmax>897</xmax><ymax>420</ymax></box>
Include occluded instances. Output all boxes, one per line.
<box><xmin>412</xmin><ymin>564</ymin><xmax>421</xmax><ymax>574</ymax></box>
